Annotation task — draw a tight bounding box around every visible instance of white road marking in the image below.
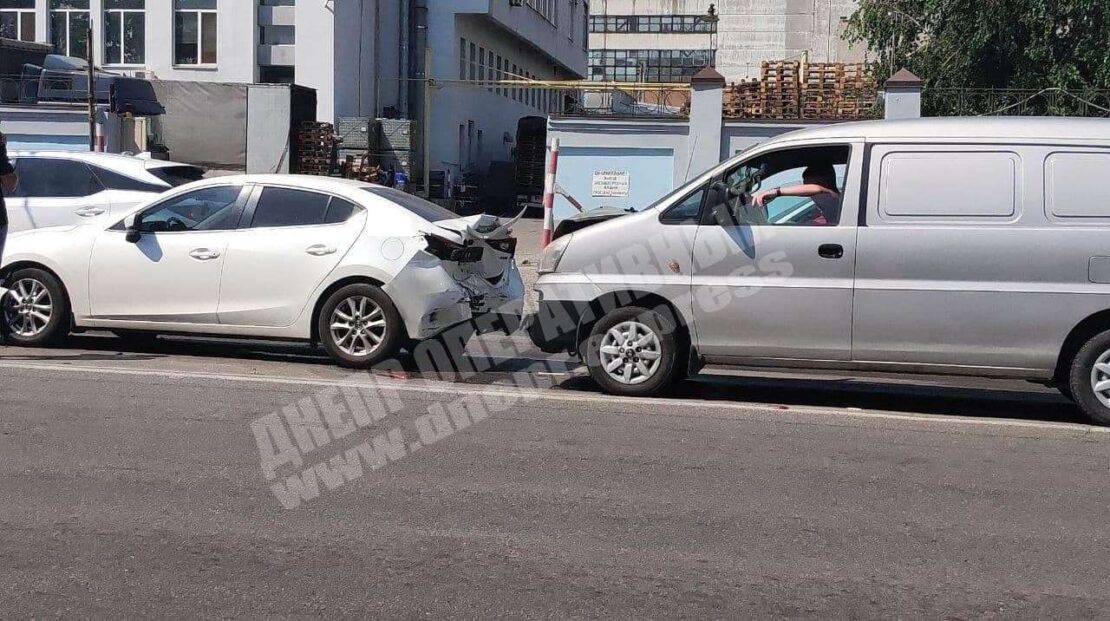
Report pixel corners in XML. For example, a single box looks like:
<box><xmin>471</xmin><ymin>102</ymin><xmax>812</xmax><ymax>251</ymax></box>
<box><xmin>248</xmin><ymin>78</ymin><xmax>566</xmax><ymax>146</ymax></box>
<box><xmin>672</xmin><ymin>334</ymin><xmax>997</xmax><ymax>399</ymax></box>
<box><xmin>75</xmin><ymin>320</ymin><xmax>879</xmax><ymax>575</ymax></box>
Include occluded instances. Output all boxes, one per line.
<box><xmin>0</xmin><ymin>359</ymin><xmax>1101</xmax><ymax>435</ymax></box>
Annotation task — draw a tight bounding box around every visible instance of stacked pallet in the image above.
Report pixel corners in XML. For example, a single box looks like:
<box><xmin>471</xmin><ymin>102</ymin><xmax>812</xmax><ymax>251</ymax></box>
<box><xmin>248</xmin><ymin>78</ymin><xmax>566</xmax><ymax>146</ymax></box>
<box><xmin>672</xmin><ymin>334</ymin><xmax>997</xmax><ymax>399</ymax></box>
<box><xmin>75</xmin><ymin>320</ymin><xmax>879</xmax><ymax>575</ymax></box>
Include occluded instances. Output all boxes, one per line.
<box><xmin>724</xmin><ymin>79</ymin><xmax>763</xmax><ymax>118</ymax></box>
<box><xmin>297</xmin><ymin>122</ymin><xmax>336</xmax><ymax>176</ymax></box>
<box><xmin>836</xmin><ymin>63</ymin><xmax>878</xmax><ymax>119</ymax></box>
<box><xmin>802</xmin><ymin>63</ymin><xmax>841</xmax><ymax>118</ymax></box>
<box><xmin>761</xmin><ymin>61</ymin><xmax>800</xmax><ymax>118</ymax></box>
<box><xmin>724</xmin><ymin>62</ymin><xmax>877</xmax><ymax>120</ymax></box>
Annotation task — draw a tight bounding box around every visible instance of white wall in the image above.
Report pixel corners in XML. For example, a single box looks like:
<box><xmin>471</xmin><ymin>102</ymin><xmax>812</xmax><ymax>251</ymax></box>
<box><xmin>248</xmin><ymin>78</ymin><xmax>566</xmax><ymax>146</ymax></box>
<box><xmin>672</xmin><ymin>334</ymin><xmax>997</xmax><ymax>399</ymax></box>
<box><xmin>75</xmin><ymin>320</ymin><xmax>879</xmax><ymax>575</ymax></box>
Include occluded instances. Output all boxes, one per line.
<box><xmin>590</xmin><ymin>0</ymin><xmax>866</xmax><ymax>81</ymax></box>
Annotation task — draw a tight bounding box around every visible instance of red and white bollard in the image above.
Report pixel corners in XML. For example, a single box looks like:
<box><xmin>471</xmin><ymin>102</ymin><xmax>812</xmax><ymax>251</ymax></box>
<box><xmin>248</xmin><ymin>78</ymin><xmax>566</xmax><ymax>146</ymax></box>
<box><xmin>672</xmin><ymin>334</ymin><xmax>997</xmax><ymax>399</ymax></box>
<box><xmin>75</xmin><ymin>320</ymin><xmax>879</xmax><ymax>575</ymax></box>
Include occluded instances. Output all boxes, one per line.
<box><xmin>541</xmin><ymin>138</ymin><xmax>560</xmax><ymax>247</ymax></box>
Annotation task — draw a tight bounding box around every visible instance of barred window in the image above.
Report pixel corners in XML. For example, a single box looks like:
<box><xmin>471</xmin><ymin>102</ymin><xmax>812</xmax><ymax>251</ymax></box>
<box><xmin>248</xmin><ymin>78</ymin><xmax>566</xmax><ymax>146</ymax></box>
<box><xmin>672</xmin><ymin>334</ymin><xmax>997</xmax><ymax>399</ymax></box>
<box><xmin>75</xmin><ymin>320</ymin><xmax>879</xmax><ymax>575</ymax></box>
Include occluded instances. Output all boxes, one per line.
<box><xmin>589</xmin><ymin>15</ymin><xmax>717</xmax><ymax>34</ymax></box>
<box><xmin>588</xmin><ymin>49</ymin><xmax>716</xmax><ymax>82</ymax></box>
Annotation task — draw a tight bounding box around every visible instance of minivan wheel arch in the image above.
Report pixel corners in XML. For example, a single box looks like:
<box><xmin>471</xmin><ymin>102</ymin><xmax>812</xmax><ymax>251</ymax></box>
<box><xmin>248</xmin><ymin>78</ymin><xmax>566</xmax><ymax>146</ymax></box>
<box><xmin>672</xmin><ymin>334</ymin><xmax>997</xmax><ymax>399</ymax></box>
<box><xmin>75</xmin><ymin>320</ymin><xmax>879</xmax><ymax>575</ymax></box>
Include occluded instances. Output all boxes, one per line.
<box><xmin>575</xmin><ymin>291</ymin><xmax>694</xmax><ymax>375</ymax></box>
<box><xmin>1056</xmin><ymin>309</ymin><xmax>1110</xmax><ymax>384</ymax></box>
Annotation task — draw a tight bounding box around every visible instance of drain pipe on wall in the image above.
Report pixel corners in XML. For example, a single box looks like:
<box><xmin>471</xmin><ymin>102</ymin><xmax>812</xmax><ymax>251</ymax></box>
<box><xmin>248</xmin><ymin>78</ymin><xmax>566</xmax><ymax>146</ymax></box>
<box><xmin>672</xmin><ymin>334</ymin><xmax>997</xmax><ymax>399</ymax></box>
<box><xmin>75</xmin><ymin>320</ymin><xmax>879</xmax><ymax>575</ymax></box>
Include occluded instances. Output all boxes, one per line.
<box><xmin>400</xmin><ymin>0</ymin><xmax>411</xmax><ymax>117</ymax></box>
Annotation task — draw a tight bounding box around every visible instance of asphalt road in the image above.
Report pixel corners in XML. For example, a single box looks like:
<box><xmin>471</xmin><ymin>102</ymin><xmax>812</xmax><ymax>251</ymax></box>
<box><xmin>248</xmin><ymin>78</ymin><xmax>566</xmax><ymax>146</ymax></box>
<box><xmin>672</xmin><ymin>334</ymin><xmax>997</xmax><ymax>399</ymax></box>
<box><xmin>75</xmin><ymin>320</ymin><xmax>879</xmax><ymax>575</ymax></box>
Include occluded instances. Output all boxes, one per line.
<box><xmin>2</xmin><ymin>334</ymin><xmax>1110</xmax><ymax>618</ymax></box>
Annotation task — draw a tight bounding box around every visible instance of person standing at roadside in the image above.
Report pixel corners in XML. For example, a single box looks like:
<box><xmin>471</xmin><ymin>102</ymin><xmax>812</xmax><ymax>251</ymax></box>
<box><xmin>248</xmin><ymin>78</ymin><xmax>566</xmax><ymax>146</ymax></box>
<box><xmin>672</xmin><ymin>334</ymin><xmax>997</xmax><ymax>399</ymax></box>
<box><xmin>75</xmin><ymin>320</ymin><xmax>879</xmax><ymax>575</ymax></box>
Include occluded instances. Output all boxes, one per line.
<box><xmin>0</xmin><ymin>128</ymin><xmax>17</xmax><ymax>263</ymax></box>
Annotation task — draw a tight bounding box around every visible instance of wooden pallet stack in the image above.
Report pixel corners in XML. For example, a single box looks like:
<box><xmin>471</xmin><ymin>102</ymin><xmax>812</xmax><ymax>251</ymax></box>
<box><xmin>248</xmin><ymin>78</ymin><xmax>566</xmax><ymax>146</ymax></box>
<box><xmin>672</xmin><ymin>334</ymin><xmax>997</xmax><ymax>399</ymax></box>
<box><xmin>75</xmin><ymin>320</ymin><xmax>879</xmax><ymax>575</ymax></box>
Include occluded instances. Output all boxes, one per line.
<box><xmin>724</xmin><ymin>79</ymin><xmax>764</xmax><ymax>118</ymax></box>
<box><xmin>724</xmin><ymin>62</ymin><xmax>877</xmax><ymax>120</ymax></box>
<box><xmin>802</xmin><ymin>62</ymin><xmax>842</xmax><ymax>118</ymax></box>
<box><xmin>296</xmin><ymin>121</ymin><xmax>336</xmax><ymax>176</ymax></box>
<box><xmin>760</xmin><ymin>60</ymin><xmax>801</xmax><ymax>118</ymax></box>
<box><xmin>836</xmin><ymin>63</ymin><xmax>878</xmax><ymax>119</ymax></box>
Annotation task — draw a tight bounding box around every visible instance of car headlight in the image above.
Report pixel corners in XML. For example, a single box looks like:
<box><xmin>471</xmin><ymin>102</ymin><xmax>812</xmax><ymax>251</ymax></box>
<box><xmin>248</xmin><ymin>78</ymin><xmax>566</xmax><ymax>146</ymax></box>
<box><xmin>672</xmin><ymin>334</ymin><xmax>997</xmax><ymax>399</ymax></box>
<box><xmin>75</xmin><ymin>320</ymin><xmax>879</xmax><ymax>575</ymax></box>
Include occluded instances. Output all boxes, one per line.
<box><xmin>538</xmin><ymin>234</ymin><xmax>572</xmax><ymax>275</ymax></box>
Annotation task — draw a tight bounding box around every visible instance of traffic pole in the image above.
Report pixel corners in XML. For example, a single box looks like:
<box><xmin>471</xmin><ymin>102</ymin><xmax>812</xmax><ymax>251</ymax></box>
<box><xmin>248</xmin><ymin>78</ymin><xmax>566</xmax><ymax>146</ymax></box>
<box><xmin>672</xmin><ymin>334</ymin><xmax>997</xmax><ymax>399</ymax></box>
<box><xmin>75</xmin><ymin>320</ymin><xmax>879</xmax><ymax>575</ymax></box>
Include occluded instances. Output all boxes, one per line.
<box><xmin>541</xmin><ymin>137</ymin><xmax>560</xmax><ymax>247</ymax></box>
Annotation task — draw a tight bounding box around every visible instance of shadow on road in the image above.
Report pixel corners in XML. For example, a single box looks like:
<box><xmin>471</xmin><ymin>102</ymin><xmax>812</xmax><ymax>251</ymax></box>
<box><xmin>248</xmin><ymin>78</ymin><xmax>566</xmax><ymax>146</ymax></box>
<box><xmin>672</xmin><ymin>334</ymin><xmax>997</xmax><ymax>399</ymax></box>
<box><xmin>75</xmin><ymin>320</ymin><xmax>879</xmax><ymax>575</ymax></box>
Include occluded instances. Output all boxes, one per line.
<box><xmin>558</xmin><ymin>373</ymin><xmax>1086</xmax><ymax>425</ymax></box>
<box><xmin>4</xmin><ymin>333</ymin><xmax>1087</xmax><ymax>426</ymax></box>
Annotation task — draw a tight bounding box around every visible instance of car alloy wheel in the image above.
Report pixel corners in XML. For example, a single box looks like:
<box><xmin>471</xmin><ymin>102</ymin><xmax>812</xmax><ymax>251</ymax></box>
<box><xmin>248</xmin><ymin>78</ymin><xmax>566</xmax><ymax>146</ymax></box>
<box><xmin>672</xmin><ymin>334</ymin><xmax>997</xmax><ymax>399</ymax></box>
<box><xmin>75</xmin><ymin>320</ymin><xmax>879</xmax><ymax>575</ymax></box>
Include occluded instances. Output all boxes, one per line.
<box><xmin>598</xmin><ymin>320</ymin><xmax>663</xmax><ymax>385</ymax></box>
<box><xmin>330</xmin><ymin>295</ymin><xmax>388</xmax><ymax>358</ymax></box>
<box><xmin>3</xmin><ymin>278</ymin><xmax>53</xmax><ymax>339</ymax></box>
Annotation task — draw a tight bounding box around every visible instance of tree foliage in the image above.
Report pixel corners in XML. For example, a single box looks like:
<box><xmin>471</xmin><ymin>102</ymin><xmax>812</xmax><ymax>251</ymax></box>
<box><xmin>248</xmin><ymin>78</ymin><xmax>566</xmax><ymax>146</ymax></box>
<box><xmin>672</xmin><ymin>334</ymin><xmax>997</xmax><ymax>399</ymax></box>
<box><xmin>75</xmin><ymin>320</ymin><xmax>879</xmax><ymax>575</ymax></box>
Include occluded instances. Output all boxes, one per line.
<box><xmin>845</xmin><ymin>0</ymin><xmax>1110</xmax><ymax>90</ymax></box>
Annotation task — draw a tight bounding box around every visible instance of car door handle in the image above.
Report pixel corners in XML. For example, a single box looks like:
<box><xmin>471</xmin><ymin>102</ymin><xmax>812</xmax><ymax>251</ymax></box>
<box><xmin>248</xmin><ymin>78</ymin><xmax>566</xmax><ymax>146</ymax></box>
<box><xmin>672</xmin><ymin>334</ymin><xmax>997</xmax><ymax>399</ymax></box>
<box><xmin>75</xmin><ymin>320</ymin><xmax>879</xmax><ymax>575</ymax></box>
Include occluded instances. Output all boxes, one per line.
<box><xmin>189</xmin><ymin>248</ymin><xmax>222</xmax><ymax>261</ymax></box>
<box><xmin>306</xmin><ymin>244</ymin><xmax>337</xmax><ymax>256</ymax></box>
<box><xmin>818</xmin><ymin>244</ymin><xmax>845</xmax><ymax>259</ymax></box>
<box><xmin>75</xmin><ymin>207</ymin><xmax>106</xmax><ymax>217</ymax></box>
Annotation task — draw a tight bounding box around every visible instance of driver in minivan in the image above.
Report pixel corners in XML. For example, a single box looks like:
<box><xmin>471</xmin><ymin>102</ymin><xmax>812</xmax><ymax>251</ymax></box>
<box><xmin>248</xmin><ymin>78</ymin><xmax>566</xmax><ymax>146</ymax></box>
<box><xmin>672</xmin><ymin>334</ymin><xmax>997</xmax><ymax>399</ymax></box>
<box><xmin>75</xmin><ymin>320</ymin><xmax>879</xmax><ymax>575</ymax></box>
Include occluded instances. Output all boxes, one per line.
<box><xmin>751</xmin><ymin>164</ymin><xmax>841</xmax><ymax>225</ymax></box>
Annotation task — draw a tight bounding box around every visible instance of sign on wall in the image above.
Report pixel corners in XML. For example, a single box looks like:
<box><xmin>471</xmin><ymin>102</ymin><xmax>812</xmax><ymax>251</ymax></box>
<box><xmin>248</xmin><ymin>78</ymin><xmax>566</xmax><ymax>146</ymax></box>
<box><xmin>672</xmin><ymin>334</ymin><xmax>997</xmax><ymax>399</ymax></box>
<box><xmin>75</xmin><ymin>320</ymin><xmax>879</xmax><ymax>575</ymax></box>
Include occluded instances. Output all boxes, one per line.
<box><xmin>591</xmin><ymin>170</ymin><xmax>630</xmax><ymax>198</ymax></box>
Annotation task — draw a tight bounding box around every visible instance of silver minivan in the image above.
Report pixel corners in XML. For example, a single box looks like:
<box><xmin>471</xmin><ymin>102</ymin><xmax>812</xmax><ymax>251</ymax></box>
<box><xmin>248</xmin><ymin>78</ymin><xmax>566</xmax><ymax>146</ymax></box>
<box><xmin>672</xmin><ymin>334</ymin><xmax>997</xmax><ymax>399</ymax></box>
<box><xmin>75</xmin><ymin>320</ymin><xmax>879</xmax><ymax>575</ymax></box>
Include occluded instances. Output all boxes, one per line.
<box><xmin>526</xmin><ymin>117</ymin><xmax>1110</xmax><ymax>424</ymax></box>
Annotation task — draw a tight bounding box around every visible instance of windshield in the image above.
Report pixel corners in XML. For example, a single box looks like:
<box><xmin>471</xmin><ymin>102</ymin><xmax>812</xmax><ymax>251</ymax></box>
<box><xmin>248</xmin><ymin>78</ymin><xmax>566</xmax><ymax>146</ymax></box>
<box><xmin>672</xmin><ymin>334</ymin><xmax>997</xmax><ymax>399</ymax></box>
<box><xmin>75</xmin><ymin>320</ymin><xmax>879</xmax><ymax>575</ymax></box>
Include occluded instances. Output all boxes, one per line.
<box><xmin>363</xmin><ymin>186</ymin><xmax>458</xmax><ymax>222</ymax></box>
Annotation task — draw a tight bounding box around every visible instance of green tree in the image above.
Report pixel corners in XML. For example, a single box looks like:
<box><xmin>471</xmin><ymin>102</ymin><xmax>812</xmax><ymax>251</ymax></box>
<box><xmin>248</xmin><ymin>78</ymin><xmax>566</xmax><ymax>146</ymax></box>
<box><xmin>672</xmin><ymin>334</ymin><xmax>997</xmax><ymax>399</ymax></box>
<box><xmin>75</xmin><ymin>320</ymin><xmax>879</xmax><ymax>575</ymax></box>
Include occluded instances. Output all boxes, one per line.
<box><xmin>845</xmin><ymin>0</ymin><xmax>1110</xmax><ymax>113</ymax></box>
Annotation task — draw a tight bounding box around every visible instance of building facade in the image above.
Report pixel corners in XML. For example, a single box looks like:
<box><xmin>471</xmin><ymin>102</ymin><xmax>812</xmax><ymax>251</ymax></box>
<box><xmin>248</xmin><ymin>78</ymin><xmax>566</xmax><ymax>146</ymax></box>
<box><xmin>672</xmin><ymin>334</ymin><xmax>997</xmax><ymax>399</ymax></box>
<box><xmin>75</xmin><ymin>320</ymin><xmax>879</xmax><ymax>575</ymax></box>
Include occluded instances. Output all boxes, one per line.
<box><xmin>588</xmin><ymin>0</ymin><xmax>864</xmax><ymax>83</ymax></box>
<box><xmin>0</xmin><ymin>0</ymin><xmax>589</xmax><ymax>178</ymax></box>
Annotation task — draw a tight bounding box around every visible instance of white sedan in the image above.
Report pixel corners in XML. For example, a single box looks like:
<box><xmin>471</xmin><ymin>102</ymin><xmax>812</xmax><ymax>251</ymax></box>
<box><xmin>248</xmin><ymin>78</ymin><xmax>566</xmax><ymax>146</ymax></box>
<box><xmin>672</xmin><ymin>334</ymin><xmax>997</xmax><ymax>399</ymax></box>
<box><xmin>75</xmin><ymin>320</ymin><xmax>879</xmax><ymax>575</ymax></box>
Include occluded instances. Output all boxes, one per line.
<box><xmin>0</xmin><ymin>175</ymin><xmax>525</xmax><ymax>367</ymax></box>
<box><xmin>5</xmin><ymin>151</ymin><xmax>205</xmax><ymax>232</ymax></box>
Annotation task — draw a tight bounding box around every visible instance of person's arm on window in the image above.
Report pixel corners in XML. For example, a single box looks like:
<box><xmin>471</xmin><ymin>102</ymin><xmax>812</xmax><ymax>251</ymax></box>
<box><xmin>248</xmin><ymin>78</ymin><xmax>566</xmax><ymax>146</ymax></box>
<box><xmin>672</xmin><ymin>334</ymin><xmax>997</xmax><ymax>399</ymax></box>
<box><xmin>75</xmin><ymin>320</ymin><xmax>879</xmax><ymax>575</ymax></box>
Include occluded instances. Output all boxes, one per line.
<box><xmin>753</xmin><ymin>183</ymin><xmax>838</xmax><ymax>208</ymax></box>
<box><xmin>0</xmin><ymin>132</ymin><xmax>16</xmax><ymax>194</ymax></box>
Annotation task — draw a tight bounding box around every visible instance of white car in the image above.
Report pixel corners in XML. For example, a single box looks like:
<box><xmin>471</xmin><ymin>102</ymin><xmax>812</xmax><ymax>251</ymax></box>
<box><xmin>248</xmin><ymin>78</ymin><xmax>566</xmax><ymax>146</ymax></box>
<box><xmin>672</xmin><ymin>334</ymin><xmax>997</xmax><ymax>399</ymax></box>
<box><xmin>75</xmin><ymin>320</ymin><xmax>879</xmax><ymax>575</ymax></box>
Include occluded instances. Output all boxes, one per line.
<box><xmin>5</xmin><ymin>151</ymin><xmax>205</xmax><ymax>232</ymax></box>
<box><xmin>0</xmin><ymin>175</ymin><xmax>525</xmax><ymax>367</ymax></box>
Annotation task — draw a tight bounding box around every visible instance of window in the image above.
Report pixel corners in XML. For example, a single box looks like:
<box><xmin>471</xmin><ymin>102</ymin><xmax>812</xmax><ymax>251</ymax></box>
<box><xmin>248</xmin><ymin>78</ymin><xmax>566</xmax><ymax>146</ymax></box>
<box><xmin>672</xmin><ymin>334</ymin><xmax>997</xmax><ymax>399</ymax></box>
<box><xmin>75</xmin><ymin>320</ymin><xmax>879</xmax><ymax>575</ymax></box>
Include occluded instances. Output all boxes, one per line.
<box><xmin>89</xmin><ymin>165</ymin><xmax>165</xmax><ymax>193</ymax></box>
<box><xmin>137</xmin><ymin>186</ymin><xmax>243</xmax><ymax>232</ymax></box>
<box><xmin>249</xmin><ymin>187</ymin><xmax>359</xmax><ymax>228</ymax></box>
<box><xmin>524</xmin><ymin>0</ymin><xmax>556</xmax><ymax>23</ymax></box>
<box><xmin>174</xmin><ymin>0</ymin><xmax>217</xmax><ymax>66</ymax></box>
<box><xmin>0</xmin><ymin>0</ymin><xmax>36</xmax><ymax>42</ymax></box>
<box><xmin>50</xmin><ymin>0</ymin><xmax>90</xmax><ymax>59</ymax></box>
<box><xmin>363</xmin><ymin>187</ymin><xmax>458</xmax><ymax>223</ymax></box>
<box><xmin>661</xmin><ymin>186</ymin><xmax>706</xmax><ymax>224</ymax></box>
<box><xmin>147</xmin><ymin>165</ymin><xmax>206</xmax><ymax>187</ymax></box>
<box><xmin>590</xmin><ymin>14</ymin><xmax>718</xmax><ymax>34</ymax></box>
<box><xmin>589</xmin><ymin>49</ymin><xmax>716</xmax><ymax>82</ymax></box>
<box><xmin>458</xmin><ymin>38</ymin><xmax>467</xmax><ymax>80</ymax></box>
<box><xmin>495</xmin><ymin>55</ymin><xmax>503</xmax><ymax>96</ymax></box>
<box><xmin>478</xmin><ymin>46</ymin><xmax>486</xmax><ymax>82</ymax></box>
<box><xmin>877</xmin><ymin>150</ymin><xmax>1017</xmax><ymax>219</ymax></box>
<box><xmin>708</xmin><ymin>146</ymin><xmax>850</xmax><ymax>227</ymax></box>
<box><xmin>468</xmin><ymin>42</ymin><xmax>476</xmax><ymax>81</ymax></box>
<box><xmin>324</xmin><ymin>198</ymin><xmax>359</xmax><ymax>224</ymax></box>
<box><xmin>1046</xmin><ymin>152</ymin><xmax>1110</xmax><ymax>219</ymax></box>
<box><xmin>511</xmin><ymin>64</ymin><xmax>519</xmax><ymax>101</ymax></box>
<box><xmin>104</xmin><ymin>0</ymin><xmax>145</xmax><ymax>65</ymax></box>
<box><xmin>11</xmin><ymin>158</ymin><xmax>101</xmax><ymax>198</ymax></box>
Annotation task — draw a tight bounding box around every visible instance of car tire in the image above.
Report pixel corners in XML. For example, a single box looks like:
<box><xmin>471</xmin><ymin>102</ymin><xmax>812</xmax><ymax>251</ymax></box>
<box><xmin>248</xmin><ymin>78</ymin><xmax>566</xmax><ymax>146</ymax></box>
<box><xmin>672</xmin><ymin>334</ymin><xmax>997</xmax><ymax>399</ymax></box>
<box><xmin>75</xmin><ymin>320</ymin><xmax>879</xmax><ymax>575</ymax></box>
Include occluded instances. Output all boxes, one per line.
<box><xmin>1</xmin><ymin>267</ymin><xmax>70</xmax><ymax>347</ymax></box>
<box><xmin>1068</xmin><ymin>329</ymin><xmax>1110</xmax><ymax>425</ymax></box>
<box><xmin>582</xmin><ymin>305</ymin><xmax>680</xmax><ymax>397</ymax></box>
<box><xmin>318</xmin><ymin>283</ymin><xmax>403</xmax><ymax>369</ymax></box>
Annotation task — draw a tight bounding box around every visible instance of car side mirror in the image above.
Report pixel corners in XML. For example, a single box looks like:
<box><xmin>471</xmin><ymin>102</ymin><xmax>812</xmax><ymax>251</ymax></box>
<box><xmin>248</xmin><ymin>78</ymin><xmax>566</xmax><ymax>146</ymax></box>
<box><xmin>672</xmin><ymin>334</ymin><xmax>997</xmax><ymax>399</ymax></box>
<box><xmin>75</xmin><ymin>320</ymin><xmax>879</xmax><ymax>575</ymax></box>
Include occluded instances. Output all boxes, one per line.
<box><xmin>125</xmin><ymin>214</ymin><xmax>143</xmax><ymax>243</ymax></box>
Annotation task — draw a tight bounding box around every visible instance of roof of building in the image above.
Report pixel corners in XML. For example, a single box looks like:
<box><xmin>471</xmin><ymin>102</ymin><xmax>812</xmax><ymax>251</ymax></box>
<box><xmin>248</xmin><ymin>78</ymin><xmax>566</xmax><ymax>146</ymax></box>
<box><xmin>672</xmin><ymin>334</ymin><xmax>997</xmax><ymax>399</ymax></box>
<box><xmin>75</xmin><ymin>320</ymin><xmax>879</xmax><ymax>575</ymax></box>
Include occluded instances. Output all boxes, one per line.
<box><xmin>769</xmin><ymin>116</ymin><xmax>1110</xmax><ymax>144</ymax></box>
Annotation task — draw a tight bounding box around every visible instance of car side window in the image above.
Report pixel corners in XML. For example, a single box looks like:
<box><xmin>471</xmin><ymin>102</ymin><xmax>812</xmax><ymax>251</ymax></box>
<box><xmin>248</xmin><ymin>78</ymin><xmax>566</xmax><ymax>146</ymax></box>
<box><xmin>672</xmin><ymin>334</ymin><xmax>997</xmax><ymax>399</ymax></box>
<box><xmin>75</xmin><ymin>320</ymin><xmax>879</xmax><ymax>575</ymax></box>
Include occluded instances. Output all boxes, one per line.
<box><xmin>12</xmin><ymin>158</ymin><xmax>103</xmax><ymax>199</ymax></box>
<box><xmin>90</xmin><ymin>165</ymin><xmax>167</xmax><ymax>193</ymax></box>
<box><xmin>324</xmin><ymin>197</ymin><xmax>360</xmax><ymax>224</ymax></box>
<box><xmin>248</xmin><ymin>188</ymin><xmax>361</xmax><ymax>228</ymax></box>
<box><xmin>660</xmin><ymin>185</ymin><xmax>706</xmax><ymax>224</ymax></box>
<box><xmin>705</xmin><ymin>145</ymin><xmax>851</xmax><ymax>227</ymax></box>
<box><xmin>250</xmin><ymin>187</ymin><xmax>332</xmax><ymax>228</ymax></box>
<box><xmin>137</xmin><ymin>186</ymin><xmax>244</xmax><ymax>233</ymax></box>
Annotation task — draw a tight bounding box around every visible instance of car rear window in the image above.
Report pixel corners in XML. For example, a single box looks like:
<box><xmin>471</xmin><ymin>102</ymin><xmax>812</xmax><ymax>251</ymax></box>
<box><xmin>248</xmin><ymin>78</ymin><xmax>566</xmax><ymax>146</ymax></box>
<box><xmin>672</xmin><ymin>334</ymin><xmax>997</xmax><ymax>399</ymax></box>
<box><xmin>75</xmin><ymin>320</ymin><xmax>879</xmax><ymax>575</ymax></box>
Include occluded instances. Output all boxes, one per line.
<box><xmin>363</xmin><ymin>186</ymin><xmax>457</xmax><ymax>222</ymax></box>
<box><xmin>147</xmin><ymin>165</ymin><xmax>207</xmax><ymax>187</ymax></box>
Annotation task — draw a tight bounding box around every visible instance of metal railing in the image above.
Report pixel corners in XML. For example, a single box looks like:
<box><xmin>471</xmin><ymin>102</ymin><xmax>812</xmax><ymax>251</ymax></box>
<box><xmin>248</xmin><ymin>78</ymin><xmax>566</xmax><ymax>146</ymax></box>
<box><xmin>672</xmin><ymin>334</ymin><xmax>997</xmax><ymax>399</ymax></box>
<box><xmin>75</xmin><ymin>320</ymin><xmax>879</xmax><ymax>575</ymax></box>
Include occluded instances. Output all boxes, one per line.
<box><xmin>0</xmin><ymin>72</ymin><xmax>104</xmax><ymax>106</ymax></box>
<box><xmin>925</xmin><ymin>88</ymin><xmax>1110</xmax><ymax>118</ymax></box>
<box><xmin>438</xmin><ymin>79</ymin><xmax>692</xmax><ymax>119</ymax></box>
<box><xmin>556</xmin><ymin>84</ymin><xmax>691</xmax><ymax>118</ymax></box>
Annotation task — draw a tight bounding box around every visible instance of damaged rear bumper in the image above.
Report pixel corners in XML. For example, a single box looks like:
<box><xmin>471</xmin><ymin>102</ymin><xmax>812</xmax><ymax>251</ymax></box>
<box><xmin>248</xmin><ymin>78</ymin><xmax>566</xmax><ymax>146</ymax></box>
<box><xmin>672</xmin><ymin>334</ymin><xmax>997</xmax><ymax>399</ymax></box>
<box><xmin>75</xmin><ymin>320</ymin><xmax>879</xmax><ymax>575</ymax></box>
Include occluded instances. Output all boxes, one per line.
<box><xmin>383</xmin><ymin>259</ymin><xmax>524</xmax><ymax>341</ymax></box>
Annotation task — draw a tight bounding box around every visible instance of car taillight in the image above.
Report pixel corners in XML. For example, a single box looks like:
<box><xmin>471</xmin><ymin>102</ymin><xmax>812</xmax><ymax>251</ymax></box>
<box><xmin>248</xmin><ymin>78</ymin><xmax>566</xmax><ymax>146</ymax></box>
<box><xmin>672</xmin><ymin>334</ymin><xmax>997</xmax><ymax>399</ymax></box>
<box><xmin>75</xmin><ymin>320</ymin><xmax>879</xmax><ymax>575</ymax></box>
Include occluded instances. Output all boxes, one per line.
<box><xmin>486</xmin><ymin>237</ymin><xmax>517</xmax><ymax>255</ymax></box>
<box><xmin>423</xmin><ymin>234</ymin><xmax>484</xmax><ymax>263</ymax></box>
